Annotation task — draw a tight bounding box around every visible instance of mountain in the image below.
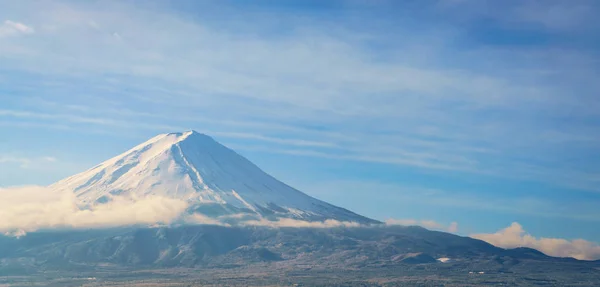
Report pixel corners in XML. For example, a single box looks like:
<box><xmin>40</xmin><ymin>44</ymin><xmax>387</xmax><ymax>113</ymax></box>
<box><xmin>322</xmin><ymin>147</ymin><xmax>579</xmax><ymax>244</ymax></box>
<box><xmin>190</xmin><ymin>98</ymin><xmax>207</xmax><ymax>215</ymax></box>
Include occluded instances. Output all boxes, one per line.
<box><xmin>49</xmin><ymin>131</ymin><xmax>376</xmax><ymax>224</ymax></box>
<box><xmin>3</xmin><ymin>131</ymin><xmax>600</xmax><ymax>285</ymax></box>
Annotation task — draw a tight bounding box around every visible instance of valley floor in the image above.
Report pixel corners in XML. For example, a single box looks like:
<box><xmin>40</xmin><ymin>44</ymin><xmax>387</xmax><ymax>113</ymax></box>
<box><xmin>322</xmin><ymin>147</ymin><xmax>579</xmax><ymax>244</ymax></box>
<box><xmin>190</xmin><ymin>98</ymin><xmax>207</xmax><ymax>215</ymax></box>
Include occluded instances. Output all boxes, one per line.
<box><xmin>2</xmin><ymin>263</ymin><xmax>600</xmax><ymax>287</ymax></box>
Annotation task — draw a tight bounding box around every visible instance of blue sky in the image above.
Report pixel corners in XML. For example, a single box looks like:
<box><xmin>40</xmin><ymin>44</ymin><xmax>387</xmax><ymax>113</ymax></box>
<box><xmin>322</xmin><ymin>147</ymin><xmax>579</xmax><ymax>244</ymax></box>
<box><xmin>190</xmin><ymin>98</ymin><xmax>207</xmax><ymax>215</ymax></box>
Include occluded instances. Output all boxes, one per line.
<box><xmin>0</xmin><ymin>0</ymin><xmax>599</xmax><ymax>245</ymax></box>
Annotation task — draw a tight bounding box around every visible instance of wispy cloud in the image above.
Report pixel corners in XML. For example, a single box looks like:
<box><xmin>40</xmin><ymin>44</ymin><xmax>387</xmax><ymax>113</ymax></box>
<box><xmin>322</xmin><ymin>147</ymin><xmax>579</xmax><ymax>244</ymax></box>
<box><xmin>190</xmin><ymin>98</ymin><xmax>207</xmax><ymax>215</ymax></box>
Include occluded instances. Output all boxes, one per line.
<box><xmin>472</xmin><ymin>222</ymin><xmax>600</xmax><ymax>261</ymax></box>
<box><xmin>0</xmin><ymin>155</ymin><xmax>57</xmax><ymax>168</ymax></box>
<box><xmin>298</xmin><ymin>180</ymin><xmax>600</xmax><ymax>223</ymax></box>
<box><xmin>0</xmin><ymin>156</ymin><xmax>30</xmax><ymax>167</ymax></box>
<box><xmin>0</xmin><ymin>20</ymin><xmax>33</xmax><ymax>37</ymax></box>
<box><xmin>386</xmin><ymin>218</ymin><xmax>459</xmax><ymax>233</ymax></box>
<box><xmin>230</xmin><ymin>145</ymin><xmax>477</xmax><ymax>172</ymax></box>
<box><xmin>0</xmin><ymin>110</ymin><xmax>121</xmax><ymax>126</ymax></box>
<box><xmin>211</xmin><ymin>131</ymin><xmax>337</xmax><ymax>148</ymax></box>
<box><xmin>438</xmin><ymin>0</ymin><xmax>598</xmax><ymax>32</ymax></box>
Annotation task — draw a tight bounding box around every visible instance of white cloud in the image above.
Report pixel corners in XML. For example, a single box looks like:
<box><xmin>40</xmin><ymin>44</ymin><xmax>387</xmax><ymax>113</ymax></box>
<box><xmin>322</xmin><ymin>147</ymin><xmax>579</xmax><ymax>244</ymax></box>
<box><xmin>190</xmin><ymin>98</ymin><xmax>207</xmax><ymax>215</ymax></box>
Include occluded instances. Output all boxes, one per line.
<box><xmin>0</xmin><ymin>156</ymin><xmax>30</xmax><ymax>168</ymax></box>
<box><xmin>472</xmin><ymin>222</ymin><xmax>600</xmax><ymax>261</ymax></box>
<box><xmin>0</xmin><ymin>185</ymin><xmax>365</xmax><ymax>236</ymax></box>
<box><xmin>0</xmin><ymin>155</ymin><xmax>59</xmax><ymax>168</ymax></box>
<box><xmin>385</xmin><ymin>218</ymin><xmax>458</xmax><ymax>233</ymax></box>
<box><xmin>185</xmin><ymin>213</ymin><xmax>231</xmax><ymax>227</ymax></box>
<box><xmin>0</xmin><ymin>186</ymin><xmax>188</xmax><ymax>235</ymax></box>
<box><xmin>42</xmin><ymin>156</ymin><xmax>57</xmax><ymax>162</ymax></box>
<box><xmin>0</xmin><ymin>20</ymin><xmax>34</xmax><ymax>37</ymax></box>
<box><xmin>448</xmin><ymin>221</ymin><xmax>459</xmax><ymax>233</ymax></box>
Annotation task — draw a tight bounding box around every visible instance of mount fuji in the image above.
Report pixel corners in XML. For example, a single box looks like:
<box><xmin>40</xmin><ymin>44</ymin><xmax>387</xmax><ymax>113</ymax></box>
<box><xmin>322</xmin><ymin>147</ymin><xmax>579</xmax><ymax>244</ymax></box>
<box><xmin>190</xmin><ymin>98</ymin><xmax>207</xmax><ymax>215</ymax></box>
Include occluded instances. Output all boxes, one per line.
<box><xmin>50</xmin><ymin>131</ymin><xmax>377</xmax><ymax>224</ymax></box>
<box><xmin>3</xmin><ymin>132</ymin><xmax>599</xmax><ymax>285</ymax></box>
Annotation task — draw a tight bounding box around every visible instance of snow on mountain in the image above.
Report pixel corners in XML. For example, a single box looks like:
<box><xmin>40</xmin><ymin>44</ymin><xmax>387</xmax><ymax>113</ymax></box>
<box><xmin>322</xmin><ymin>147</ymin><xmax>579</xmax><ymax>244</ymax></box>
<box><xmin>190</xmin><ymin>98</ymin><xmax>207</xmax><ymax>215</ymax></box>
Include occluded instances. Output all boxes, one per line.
<box><xmin>50</xmin><ymin>131</ymin><xmax>377</xmax><ymax>224</ymax></box>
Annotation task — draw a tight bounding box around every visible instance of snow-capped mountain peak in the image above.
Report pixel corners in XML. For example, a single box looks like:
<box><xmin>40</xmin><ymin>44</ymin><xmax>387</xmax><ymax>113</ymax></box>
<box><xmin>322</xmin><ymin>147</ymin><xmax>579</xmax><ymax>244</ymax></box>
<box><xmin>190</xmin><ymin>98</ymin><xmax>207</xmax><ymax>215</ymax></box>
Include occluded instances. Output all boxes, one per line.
<box><xmin>50</xmin><ymin>131</ymin><xmax>376</xmax><ymax>224</ymax></box>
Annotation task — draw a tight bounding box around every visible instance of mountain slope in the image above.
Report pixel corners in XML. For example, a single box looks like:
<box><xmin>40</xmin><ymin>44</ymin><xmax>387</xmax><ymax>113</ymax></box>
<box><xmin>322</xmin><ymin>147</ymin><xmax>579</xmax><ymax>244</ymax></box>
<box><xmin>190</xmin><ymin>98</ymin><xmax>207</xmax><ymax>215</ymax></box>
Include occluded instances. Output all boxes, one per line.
<box><xmin>2</xmin><ymin>225</ymin><xmax>597</xmax><ymax>271</ymax></box>
<box><xmin>50</xmin><ymin>131</ymin><xmax>376</xmax><ymax>224</ymax></box>
<box><xmin>3</xmin><ymin>226</ymin><xmax>599</xmax><ymax>285</ymax></box>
